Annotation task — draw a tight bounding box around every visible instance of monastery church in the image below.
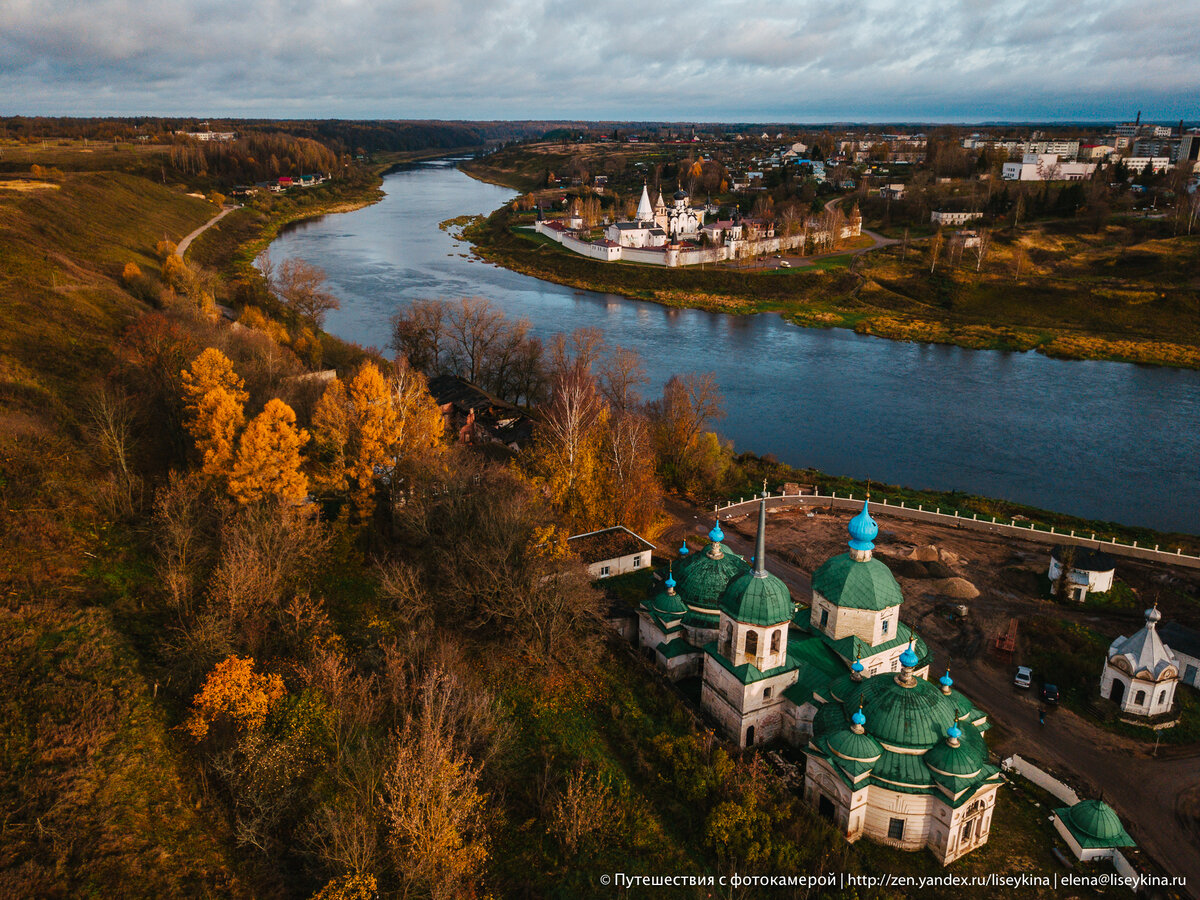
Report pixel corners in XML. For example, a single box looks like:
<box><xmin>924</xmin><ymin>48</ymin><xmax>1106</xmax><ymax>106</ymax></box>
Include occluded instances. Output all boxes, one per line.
<box><xmin>637</xmin><ymin>492</ymin><xmax>1002</xmax><ymax>863</ymax></box>
<box><xmin>605</xmin><ymin>183</ymin><xmax>707</xmax><ymax>248</ymax></box>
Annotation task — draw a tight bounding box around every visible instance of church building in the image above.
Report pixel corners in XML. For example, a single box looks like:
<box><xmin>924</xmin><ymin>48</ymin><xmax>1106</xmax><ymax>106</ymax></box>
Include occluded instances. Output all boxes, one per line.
<box><xmin>1100</xmin><ymin>604</ymin><xmax>1180</xmax><ymax>717</ymax></box>
<box><xmin>637</xmin><ymin>491</ymin><xmax>1002</xmax><ymax>863</ymax></box>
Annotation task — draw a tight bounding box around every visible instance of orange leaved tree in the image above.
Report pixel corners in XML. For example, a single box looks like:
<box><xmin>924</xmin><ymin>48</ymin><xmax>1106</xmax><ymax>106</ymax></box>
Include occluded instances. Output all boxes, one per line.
<box><xmin>346</xmin><ymin>362</ymin><xmax>396</xmax><ymax>521</ymax></box>
<box><xmin>185</xmin><ymin>655</ymin><xmax>286</xmax><ymax>742</ymax></box>
<box><xmin>181</xmin><ymin>347</ymin><xmax>249</xmax><ymax>482</ymax></box>
<box><xmin>228</xmin><ymin>398</ymin><xmax>310</xmax><ymax>505</ymax></box>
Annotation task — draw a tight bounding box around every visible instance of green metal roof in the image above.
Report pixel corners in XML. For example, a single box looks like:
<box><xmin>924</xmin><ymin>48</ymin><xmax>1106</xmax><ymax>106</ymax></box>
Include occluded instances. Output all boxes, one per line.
<box><xmin>1057</xmin><ymin>801</ymin><xmax>1136</xmax><ymax>849</ymax></box>
<box><xmin>812</xmin><ymin>553</ymin><xmax>903</xmax><ymax>611</ymax></box>
<box><xmin>646</xmin><ymin>587</ymin><xmax>687</xmax><ymax>618</ymax></box>
<box><xmin>840</xmin><ymin>674</ymin><xmax>982</xmax><ymax>751</ymax></box>
<box><xmin>871</xmin><ymin>748</ymin><xmax>934</xmax><ymax>792</ymax></box>
<box><xmin>681</xmin><ymin>608</ymin><xmax>719</xmax><ymax>630</ymax></box>
<box><xmin>826</xmin><ymin>728</ymin><xmax>883</xmax><ymax>764</ymax></box>
<box><xmin>924</xmin><ymin>738</ymin><xmax>983</xmax><ymax>778</ymax></box>
<box><xmin>657</xmin><ymin>637</ymin><xmax>700</xmax><ymax>660</ymax></box>
<box><xmin>675</xmin><ymin>547</ymin><xmax>749</xmax><ymax>609</ymax></box>
<box><xmin>718</xmin><ymin>571</ymin><xmax>793</xmax><ymax>626</ymax></box>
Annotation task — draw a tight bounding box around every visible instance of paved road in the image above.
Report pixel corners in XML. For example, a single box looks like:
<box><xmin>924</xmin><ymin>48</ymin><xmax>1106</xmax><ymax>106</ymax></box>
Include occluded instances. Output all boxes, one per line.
<box><xmin>175</xmin><ymin>205</ymin><xmax>236</xmax><ymax>260</ymax></box>
<box><xmin>666</xmin><ymin>495</ymin><xmax>1200</xmax><ymax>894</ymax></box>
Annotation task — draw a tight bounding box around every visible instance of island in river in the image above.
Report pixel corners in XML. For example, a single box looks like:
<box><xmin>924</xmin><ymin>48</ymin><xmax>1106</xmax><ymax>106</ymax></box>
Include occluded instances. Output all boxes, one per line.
<box><xmin>458</xmin><ymin>143</ymin><xmax>1200</xmax><ymax>370</ymax></box>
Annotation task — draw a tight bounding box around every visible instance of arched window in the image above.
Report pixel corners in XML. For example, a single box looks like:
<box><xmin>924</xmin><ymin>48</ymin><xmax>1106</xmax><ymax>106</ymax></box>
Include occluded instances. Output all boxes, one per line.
<box><xmin>1157</xmin><ymin>690</ymin><xmax>1167</xmax><ymax>706</ymax></box>
<box><xmin>1134</xmin><ymin>689</ymin><xmax>1146</xmax><ymax>705</ymax></box>
<box><xmin>745</xmin><ymin>630</ymin><xmax>759</xmax><ymax>657</ymax></box>
<box><xmin>770</xmin><ymin>629</ymin><xmax>781</xmax><ymax>653</ymax></box>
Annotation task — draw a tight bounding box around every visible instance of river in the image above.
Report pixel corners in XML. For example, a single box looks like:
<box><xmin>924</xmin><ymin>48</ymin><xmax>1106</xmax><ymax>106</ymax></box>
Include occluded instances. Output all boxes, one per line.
<box><xmin>266</xmin><ymin>158</ymin><xmax>1200</xmax><ymax>534</ymax></box>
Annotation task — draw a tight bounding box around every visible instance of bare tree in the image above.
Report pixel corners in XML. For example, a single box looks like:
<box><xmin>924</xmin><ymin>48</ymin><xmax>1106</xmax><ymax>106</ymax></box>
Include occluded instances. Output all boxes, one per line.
<box><xmin>597</xmin><ymin>345</ymin><xmax>647</xmax><ymax>412</ymax></box>
<box><xmin>274</xmin><ymin>258</ymin><xmax>340</xmax><ymax>327</ymax></box>
<box><xmin>86</xmin><ymin>385</ymin><xmax>141</xmax><ymax>516</ymax></box>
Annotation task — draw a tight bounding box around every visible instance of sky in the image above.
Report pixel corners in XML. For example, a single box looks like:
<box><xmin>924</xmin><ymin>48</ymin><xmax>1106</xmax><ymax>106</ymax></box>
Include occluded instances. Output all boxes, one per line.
<box><xmin>2</xmin><ymin>0</ymin><xmax>1198</xmax><ymax>122</ymax></box>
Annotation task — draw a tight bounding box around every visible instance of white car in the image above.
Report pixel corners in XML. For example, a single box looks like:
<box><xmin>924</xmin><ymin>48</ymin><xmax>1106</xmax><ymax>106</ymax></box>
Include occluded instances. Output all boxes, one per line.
<box><xmin>1014</xmin><ymin>666</ymin><xmax>1033</xmax><ymax>689</ymax></box>
<box><xmin>779</xmin><ymin>261</ymin><xmax>791</xmax><ymax>268</ymax></box>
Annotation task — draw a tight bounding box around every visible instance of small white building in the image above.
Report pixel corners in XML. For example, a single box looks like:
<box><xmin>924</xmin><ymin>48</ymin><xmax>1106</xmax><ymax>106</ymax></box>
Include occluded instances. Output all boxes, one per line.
<box><xmin>568</xmin><ymin>526</ymin><xmax>654</xmax><ymax>579</ymax></box>
<box><xmin>931</xmin><ymin>210</ymin><xmax>984</xmax><ymax>226</ymax></box>
<box><xmin>1052</xmin><ymin>800</ymin><xmax>1135</xmax><ymax>862</ymax></box>
<box><xmin>1099</xmin><ymin>605</ymin><xmax>1180</xmax><ymax>717</ymax></box>
<box><xmin>879</xmin><ymin>184</ymin><xmax>905</xmax><ymax>200</ymax></box>
<box><xmin>1123</xmin><ymin>156</ymin><xmax>1170</xmax><ymax>175</ymax></box>
<box><xmin>1158</xmin><ymin>622</ymin><xmax>1200</xmax><ymax>688</ymax></box>
<box><xmin>1001</xmin><ymin>154</ymin><xmax>1097</xmax><ymax>181</ymax></box>
<box><xmin>1048</xmin><ymin>545</ymin><xmax>1115</xmax><ymax>601</ymax></box>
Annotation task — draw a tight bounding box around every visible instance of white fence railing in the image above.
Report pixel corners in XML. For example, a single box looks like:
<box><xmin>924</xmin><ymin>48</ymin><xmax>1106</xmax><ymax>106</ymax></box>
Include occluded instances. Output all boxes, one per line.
<box><xmin>712</xmin><ymin>491</ymin><xmax>1200</xmax><ymax>569</ymax></box>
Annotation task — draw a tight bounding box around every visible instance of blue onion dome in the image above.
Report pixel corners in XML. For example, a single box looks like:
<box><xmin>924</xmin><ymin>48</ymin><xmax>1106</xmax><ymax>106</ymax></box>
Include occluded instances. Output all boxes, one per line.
<box><xmin>709</xmin><ymin>519</ymin><xmax>725</xmax><ymax>544</ymax></box>
<box><xmin>851</xmin><ymin>706</ymin><xmax>867</xmax><ymax>729</ymax></box>
<box><xmin>665</xmin><ymin>571</ymin><xmax>677</xmax><ymax>590</ymax></box>
<box><xmin>939</xmin><ymin>669</ymin><xmax>954</xmax><ymax>693</ymax></box>
<box><xmin>947</xmin><ymin>722</ymin><xmax>963</xmax><ymax>741</ymax></box>
<box><xmin>848</xmin><ymin>498</ymin><xmax>878</xmax><ymax>553</ymax></box>
<box><xmin>900</xmin><ymin>641</ymin><xmax>920</xmax><ymax>670</ymax></box>
<box><xmin>852</xmin><ymin>657</ymin><xmax>865</xmax><ymax>676</ymax></box>
<box><xmin>679</xmin><ymin>540</ymin><xmax>690</xmax><ymax>557</ymax></box>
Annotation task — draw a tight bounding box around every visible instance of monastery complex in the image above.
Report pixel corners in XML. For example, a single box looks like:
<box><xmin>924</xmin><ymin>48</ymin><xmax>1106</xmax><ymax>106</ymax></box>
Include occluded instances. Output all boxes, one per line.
<box><xmin>534</xmin><ymin>184</ymin><xmax>862</xmax><ymax>268</ymax></box>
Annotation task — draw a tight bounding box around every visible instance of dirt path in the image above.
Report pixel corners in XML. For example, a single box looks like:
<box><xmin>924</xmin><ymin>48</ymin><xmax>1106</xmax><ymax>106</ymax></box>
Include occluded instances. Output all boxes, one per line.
<box><xmin>662</xmin><ymin>495</ymin><xmax>1200</xmax><ymax>893</ymax></box>
<box><xmin>176</xmin><ymin>205</ymin><xmax>236</xmax><ymax>260</ymax></box>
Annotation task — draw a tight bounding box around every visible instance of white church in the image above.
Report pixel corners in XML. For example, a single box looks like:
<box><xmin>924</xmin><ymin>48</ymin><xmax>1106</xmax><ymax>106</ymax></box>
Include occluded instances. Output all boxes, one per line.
<box><xmin>604</xmin><ymin>184</ymin><xmax>707</xmax><ymax>248</ymax></box>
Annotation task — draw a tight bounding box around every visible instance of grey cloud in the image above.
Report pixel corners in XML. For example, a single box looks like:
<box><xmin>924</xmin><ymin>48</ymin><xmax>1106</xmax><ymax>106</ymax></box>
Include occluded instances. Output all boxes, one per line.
<box><xmin>0</xmin><ymin>0</ymin><xmax>1196</xmax><ymax>119</ymax></box>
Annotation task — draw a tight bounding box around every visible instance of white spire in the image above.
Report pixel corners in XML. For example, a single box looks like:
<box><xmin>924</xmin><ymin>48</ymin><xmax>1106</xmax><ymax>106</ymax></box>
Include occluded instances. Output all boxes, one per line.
<box><xmin>636</xmin><ymin>183</ymin><xmax>654</xmax><ymax>222</ymax></box>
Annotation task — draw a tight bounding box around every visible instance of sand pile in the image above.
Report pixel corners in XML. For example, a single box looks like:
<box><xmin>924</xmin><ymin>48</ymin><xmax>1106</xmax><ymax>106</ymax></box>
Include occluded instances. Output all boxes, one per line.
<box><xmin>935</xmin><ymin>577</ymin><xmax>980</xmax><ymax>599</ymax></box>
<box><xmin>910</xmin><ymin>545</ymin><xmax>940</xmax><ymax>562</ymax></box>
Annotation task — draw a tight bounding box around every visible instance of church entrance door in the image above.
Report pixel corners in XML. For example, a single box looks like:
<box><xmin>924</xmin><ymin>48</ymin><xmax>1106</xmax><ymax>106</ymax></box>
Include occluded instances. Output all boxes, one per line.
<box><xmin>1110</xmin><ymin>679</ymin><xmax>1125</xmax><ymax>705</ymax></box>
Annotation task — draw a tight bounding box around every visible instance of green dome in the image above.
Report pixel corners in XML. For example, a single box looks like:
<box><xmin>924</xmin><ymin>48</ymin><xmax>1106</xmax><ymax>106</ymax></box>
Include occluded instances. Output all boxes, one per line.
<box><xmin>1064</xmin><ymin>800</ymin><xmax>1135</xmax><ymax>847</ymax></box>
<box><xmin>812</xmin><ymin>553</ymin><xmax>903</xmax><ymax>611</ymax></box>
<box><xmin>648</xmin><ymin>587</ymin><xmax>687</xmax><ymax>618</ymax></box>
<box><xmin>826</xmin><ymin>727</ymin><xmax>883</xmax><ymax>763</ymax></box>
<box><xmin>924</xmin><ymin>738</ymin><xmax>983</xmax><ymax>778</ymax></box>
<box><xmin>718</xmin><ymin>571</ymin><xmax>793</xmax><ymax>626</ymax></box>
<box><xmin>676</xmin><ymin>546</ymin><xmax>749</xmax><ymax>609</ymax></box>
<box><xmin>841</xmin><ymin>674</ymin><xmax>974</xmax><ymax>750</ymax></box>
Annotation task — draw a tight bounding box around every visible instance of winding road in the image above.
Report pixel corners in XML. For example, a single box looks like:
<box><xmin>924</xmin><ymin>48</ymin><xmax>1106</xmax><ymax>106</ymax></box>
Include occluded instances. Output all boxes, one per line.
<box><xmin>175</xmin><ymin>205</ymin><xmax>236</xmax><ymax>259</ymax></box>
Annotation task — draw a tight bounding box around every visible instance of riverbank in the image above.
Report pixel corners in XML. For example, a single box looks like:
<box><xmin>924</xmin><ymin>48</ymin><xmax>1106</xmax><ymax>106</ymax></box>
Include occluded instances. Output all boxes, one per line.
<box><xmin>458</xmin><ymin>161</ymin><xmax>1200</xmax><ymax>370</ymax></box>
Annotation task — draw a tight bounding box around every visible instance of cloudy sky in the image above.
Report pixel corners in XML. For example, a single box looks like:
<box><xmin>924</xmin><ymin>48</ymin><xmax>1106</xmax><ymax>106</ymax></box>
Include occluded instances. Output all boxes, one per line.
<box><xmin>2</xmin><ymin>0</ymin><xmax>1197</xmax><ymax>122</ymax></box>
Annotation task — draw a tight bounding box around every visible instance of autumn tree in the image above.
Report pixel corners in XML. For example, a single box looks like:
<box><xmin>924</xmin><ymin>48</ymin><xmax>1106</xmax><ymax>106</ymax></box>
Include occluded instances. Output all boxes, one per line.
<box><xmin>181</xmin><ymin>347</ymin><xmax>249</xmax><ymax>482</ymax></box>
<box><xmin>386</xmin><ymin>356</ymin><xmax>447</xmax><ymax>497</ymax></box>
<box><xmin>346</xmin><ymin>362</ymin><xmax>396</xmax><ymax>521</ymax></box>
<box><xmin>228</xmin><ymin>398</ymin><xmax>310</xmax><ymax>505</ymax></box>
<box><xmin>274</xmin><ymin>257</ymin><xmax>340</xmax><ymax>327</ymax></box>
<box><xmin>384</xmin><ymin>669</ymin><xmax>491</xmax><ymax>900</ymax></box>
<box><xmin>648</xmin><ymin>373</ymin><xmax>725</xmax><ymax>487</ymax></box>
<box><xmin>186</xmin><ymin>655</ymin><xmax>286</xmax><ymax>742</ymax></box>
<box><xmin>310</xmin><ymin>377</ymin><xmax>352</xmax><ymax>493</ymax></box>
<box><xmin>528</xmin><ymin>362</ymin><xmax>607</xmax><ymax>532</ymax></box>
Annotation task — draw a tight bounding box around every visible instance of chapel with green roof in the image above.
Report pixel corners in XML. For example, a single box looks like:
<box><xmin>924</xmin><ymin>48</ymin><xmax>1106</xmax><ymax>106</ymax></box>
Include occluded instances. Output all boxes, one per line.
<box><xmin>639</xmin><ymin>491</ymin><xmax>1003</xmax><ymax>862</ymax></box>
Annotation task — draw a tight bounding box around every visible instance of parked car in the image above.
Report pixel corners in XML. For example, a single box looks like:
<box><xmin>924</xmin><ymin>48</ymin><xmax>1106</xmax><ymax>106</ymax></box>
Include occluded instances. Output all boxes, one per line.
<box><xmin>1014</xmin><ymin>666</ymin><xmax>1032</xmax><ymax>688</ymax></box>
<box><xmin>779</xmin><ymin>260</ymin><xmax>791</xmax><ymax>268</ymax></box>
<box><xmin>1041</xmin><ymin>683</ymin><xmax>1060</xmax><ymax>703</ymax></box>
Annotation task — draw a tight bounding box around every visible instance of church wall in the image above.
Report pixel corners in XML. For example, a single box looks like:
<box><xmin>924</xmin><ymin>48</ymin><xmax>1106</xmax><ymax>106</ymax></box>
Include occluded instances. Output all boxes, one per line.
<box><xmin>812</xmin><ymin>593</ymin><xmax>897</xmax><ymax>646</ymax></box>
<box><xmin>701</xmin><ymin>655</ymin><xmax>796</xmax><ymax>746</ymax></box>
<box><xmin>621</xmin><ymin>246</ymin><xmax>672</xmax><ymax>266</ymax></box>
<box><xmin>561</xmin><ymin>232</ymin><xmax>622</xmax><ymax>261</ymax></box>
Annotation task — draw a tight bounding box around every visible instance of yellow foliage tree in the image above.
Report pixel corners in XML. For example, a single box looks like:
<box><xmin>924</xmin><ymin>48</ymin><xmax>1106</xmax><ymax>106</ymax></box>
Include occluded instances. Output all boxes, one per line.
<box><xmin>311</xmin><ymin>377</ymin><xmax>351</xmax><ymax>493</ymax></box>
<box><xmin>121</xmin><ymin>261</ymin><xmax>143</xmax><ymax>283</ymax></box>
<box><xmin>346</xmin><ymin>362</ymin><xmax>396</xmax><ymax>521</ymax></box>
<box><xmin>185</xmin><ymin>655</ymin><xmax>286</xmax><ymax>741</ymax></box>
<box><xmin>228</xmin><ymin>398</ymin><xmax>310</xmax><ymax>505</ymax></box>
<box><xmin>389</xmin><ymin>357</ymin><xmax>447</xmax><ymax>483</ymax></box>
<box><xmin>181</xmin><ymin>348</ymin><xmax>248</xmax><ymax>481</ymax></box>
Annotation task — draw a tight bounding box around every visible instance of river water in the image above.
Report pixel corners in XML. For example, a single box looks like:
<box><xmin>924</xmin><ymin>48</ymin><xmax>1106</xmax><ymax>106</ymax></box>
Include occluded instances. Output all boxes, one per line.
<box><xmin>266</xmin><ymin>158</ymin><xmax>1200</xmax><ymax>534</ymax></box>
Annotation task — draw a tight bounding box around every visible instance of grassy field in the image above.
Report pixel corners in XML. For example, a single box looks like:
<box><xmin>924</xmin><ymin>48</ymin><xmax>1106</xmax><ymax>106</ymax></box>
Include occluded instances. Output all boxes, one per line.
<box><xmin>0</xmin><ymin>160</ymin><xmax>249</xmax><ymax>894</ymax></box>
<box><xmin>461</xmin><ymin>153</ymin><xmax>1200</xmax><ymax>369</ymax></box>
